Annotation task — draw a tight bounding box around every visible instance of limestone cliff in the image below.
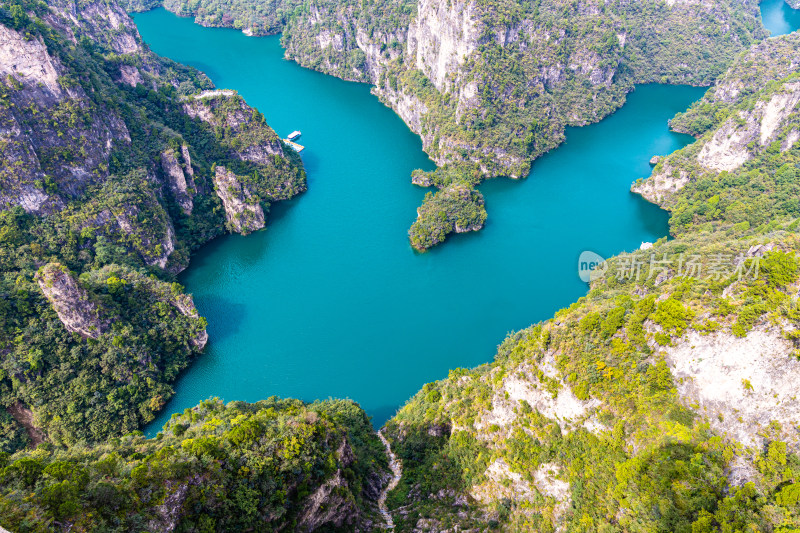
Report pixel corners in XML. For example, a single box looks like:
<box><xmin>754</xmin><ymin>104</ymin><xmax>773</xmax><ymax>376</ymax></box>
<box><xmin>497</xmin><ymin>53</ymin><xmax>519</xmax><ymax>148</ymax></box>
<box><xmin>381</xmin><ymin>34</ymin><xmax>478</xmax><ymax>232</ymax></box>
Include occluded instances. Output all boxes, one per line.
<box><xmin>0</xmin><ymin>0</ymin><xmax>304</xmax><ymax>451</ymax></box>
<box><xmin>161</xmin><ymin>148</ymin><xmax>195</xmax><ymax>213</ymax></box>
<box><xmin>183</xmin><ymin>91</ymin><xmax>285</xmax><ymax>165</ymax></box>
<box><xmin>170</xmin><ymin>292</ymin><xmax>209</xmax><ymax>350</ymax></box>
<box><xmin>35</xmin><ymin>263</ymin><xmax>109</xmax><ymax>339</ymax></box>
<box><xmin>0</xmin><ymin>24</ymin><xmax>129</xmax><ymax>214</ymax></box>
<box><xmin>634</xmin><ymin>32</ymin><xmax>800</xmax><ymax>215</ymax></box>
<box><xmin>213</xmin><ymin>166</ymin><xmax>265</xmax><ymax>234</ymax></box>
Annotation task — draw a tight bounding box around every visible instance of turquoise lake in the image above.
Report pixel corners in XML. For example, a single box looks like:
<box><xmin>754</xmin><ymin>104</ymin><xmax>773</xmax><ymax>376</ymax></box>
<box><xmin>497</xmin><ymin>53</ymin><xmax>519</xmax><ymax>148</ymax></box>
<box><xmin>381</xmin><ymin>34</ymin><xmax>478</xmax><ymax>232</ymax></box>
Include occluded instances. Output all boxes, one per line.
<box><xmin>135</xmin><ymin>8</ymin><xmax>706</xmax><ymax>432</ymax></box>
<box><xmin>761</xmin><ymin>0</ymin><xmax>800</xmax><ymax>36</ymax></box>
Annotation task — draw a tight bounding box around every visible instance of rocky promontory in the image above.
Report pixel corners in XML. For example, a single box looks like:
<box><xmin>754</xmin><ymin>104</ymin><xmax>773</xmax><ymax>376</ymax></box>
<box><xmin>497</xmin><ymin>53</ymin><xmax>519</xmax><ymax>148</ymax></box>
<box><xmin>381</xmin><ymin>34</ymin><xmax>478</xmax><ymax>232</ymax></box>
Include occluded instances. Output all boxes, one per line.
<box><xmin>213</xmin><ymin>166</ymin><xmax>266</xmax><ymax>234</ymax></box>
<box><xmin>35</xmin><ymin>263</ymin><xmax>110</xmax><ymax>339</ymax></box>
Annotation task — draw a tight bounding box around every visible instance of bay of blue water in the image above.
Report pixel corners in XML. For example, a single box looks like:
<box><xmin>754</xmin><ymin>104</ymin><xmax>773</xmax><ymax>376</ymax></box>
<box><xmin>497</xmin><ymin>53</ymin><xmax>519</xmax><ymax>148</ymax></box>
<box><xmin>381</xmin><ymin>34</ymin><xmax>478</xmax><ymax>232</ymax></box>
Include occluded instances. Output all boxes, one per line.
<box><xmin>761</xmin><ymin>0</ymin><xmax>800</xmax><ymax>36</ymax></box>
<box><xmin>134</xmin><ymin>8</ymin><xmax>704</xmax><ymax>431</ymax></box>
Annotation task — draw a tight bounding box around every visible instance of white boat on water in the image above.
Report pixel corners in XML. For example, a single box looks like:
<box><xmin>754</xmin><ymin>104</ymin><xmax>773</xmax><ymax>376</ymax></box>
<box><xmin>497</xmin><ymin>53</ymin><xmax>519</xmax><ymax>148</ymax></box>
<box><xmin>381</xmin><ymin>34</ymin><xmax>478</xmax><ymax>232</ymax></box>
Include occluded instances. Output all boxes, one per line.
<box><xmin>287</xmin><ymin>130</ymin><xmax>301</xmax><ymax>140</ymax></box>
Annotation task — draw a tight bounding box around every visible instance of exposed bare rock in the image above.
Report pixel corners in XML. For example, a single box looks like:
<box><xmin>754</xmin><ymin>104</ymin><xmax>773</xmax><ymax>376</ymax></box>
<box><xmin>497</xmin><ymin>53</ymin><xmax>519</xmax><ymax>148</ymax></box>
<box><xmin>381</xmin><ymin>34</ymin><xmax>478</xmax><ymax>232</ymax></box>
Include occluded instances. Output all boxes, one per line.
<box><xmin>118</xmin><ymin>64</ymin><xmax>143</xmax><ymax>86</ymax></box>
<box><xmin>161</xmin><ymin>149</ymin><xmax>195</xmax><ymax>214</ymax></box>
<box><xmin>183</xmin><ymin>91</ymin><xmax>284</xmax><ymax>165</ymax></box>
<box><xmin>663</xmin><ymin>324</ymin><xmax>800</xmax><ymax>449</ymax></box>
<box><xmin>0</xmin><ymin>26</ymin><xmax>66</xmax><ymax>100</ymax></box>
<box><xmin>0</xmin><ymin>24</ymin><xmax>129</xmax><ymax>214</ymax></box>
<box><xmin>35</xmin><ymin>263</ymin><xmax>109</xmax><ymax>339</ymax></box>
<box><xmin>147</xmin><ymin>475</ymin><xmax>204</xmax><ymax>533</ymax></box>
<box><xmin>747</xmin><ymin>243</ymin><xmax>779</xmax><ymax>257</ymax></box>
<box><xmin>170</xmin><ymin>293</ymin><xmax>208</xmax><ymax>350</ymax></box>
<box><xmin>375</xmin><ymin>88</ymin><xmax>429</xmax><ymax>138</ymax></box>
<box><xmin>180</xmin><ymin>145</ymin><xmax>195</xmax><ymax>177</ymax></box>
<box><xmin>296</xmin><ymin>469</ymin><xmax>359</xmax><ymax>532</ymax></box>
<box><xmin>44</xmin><ymin>0</ymin><xmax>143</xmax><ymax>55</ymax></box>
<box><xmin>114</xmin><ymin>204</ymin><xmax>176</xmax><ymax>269</ymax></box>
<box><xmin>213</xmin><ymin>166</ymin><xmax>265</xmax><ymax>234</ymax></box>
<box><xmin>725</xmin><ymin>455</ymin><xmax>760</xmax><ymax>488</ymax></box>
<box><xmin>406</xmin><ymin>0</ymin><xmax>478</xmax><ymax>93</ymax></box>
<box><xmin>472</xmin><ymin>458</ymin><xmax>535</xmax><ymax>503</ymax></box>
<box><xmin>697</xmin><ymin>82</ymin><xmax>800</xmax><ymax>172</ymax></box>
<box><xmin>476</xmin><ymin>360</ymin><xmax>601</xmax><ymax>437</ymax></box>
<box><xmin>632</xmin><ymin>161</ymin><xmax>690</xmax><ymax>204</ymax></box>
<box><xmin>8</xmin><ymin>402</ymin><xmax>45</xmax><ymax>448</ymax></box>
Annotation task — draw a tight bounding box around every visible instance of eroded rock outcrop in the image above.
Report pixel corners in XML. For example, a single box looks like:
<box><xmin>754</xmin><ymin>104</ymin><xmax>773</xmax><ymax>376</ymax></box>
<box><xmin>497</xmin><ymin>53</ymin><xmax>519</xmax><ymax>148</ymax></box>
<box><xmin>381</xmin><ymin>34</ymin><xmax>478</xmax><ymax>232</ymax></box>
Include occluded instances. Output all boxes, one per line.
<box><xmin>406</xmin><ymin>0</ymin><xmax>478</xmax><ymax>93</ymax></box>
<box><xmin>170</xmin><ymin>293</ymin><xmax>208</xmax><ymax>350</ymax></box>
<box><xmin>636</xmin><ymin>32</ymin><xmax>800</xmax><ymax>208</ymax></box>
<box><xmin>698</xmin><ymin>81</ymin><xmax>800</xmax><ymax>172</ymax></box>
<box><xmin>213</xmin><ymin>166</ymin><xmax>265</xmax><ymax>234</ymax></box>
<box><xmin>161</xmin><ymin>148</ymin><xmax>195</xmax><ymax>214</ymax></box>
<box><xmin>35</xmin><ymin>263</ymin><xmax>109</xmax><ymax>338</ymax></box>
<box><xmin>0</xmin><ymin>24</ymin><xmax>128</xmax><ymax>213</ymax></box>
<box><xmin>663</xmin><ymin>324</ymin><xmax>800</xmax><ymax>449</ymax></box>
<box><xmin>183</xmin><ymin>91</ymin><xmax>285</xmax><ymax>165</ymax></box>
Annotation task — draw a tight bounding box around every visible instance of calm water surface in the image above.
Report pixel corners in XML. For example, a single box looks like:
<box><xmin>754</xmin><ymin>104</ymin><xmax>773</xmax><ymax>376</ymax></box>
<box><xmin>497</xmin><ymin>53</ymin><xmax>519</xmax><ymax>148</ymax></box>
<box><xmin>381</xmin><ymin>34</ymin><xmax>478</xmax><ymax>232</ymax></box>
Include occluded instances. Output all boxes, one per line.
<box><xmin>761</xmin><ymin>0</ymin><xmax>800</xmax><ymax>36</ymax></box>
<box><xmin>135</xmin><ymin>8</ymin><xmax>705</xmax><ymax>431</ymax></box>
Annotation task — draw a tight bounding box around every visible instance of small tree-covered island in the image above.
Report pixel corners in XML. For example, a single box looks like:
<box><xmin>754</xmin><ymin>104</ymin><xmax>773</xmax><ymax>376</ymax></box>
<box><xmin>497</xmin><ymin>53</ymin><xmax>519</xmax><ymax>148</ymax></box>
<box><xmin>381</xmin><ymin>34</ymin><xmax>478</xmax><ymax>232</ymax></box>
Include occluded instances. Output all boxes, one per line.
<box><xmin>3</xmin><ymin>0</ymin><xmax>800</xmax><ymax>530</ymax></box>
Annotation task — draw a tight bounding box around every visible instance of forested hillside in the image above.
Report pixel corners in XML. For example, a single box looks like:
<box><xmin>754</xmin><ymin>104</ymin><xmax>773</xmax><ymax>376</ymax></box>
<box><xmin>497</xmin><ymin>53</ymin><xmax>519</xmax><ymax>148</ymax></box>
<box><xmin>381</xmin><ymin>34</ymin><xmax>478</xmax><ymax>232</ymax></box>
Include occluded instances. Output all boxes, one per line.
<box><xmin>378</xmin><ymin>30</ymin><xmax>800</xmax><ymax>531</ymax></box>
<box><xmin>3</xmin><ymin>0</ymin><xmax>800</xmax><ymax>531</ymax></box>
<box><xmin>0</xmin><ymin>398</ymin><xmax>388</xmax><ymax>531</ymax></box>
<box><xmin>0</xmin><ymin>0</ymin><xmax>304</xmax><ymax>450</ymax></box>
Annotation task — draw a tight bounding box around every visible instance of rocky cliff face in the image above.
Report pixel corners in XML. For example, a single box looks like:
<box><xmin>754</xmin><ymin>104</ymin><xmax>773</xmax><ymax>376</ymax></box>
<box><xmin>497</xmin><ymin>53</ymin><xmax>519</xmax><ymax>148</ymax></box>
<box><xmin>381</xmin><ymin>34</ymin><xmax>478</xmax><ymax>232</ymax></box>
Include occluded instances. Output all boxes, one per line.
<box><xmin>213</xmin><ymin>166</ymin><xmax>265</xmax><ymax>234</ymax></box>
<box><xmin>0</xmin><ymin>24</ymin><xmax>128</xmax><ymax>214</ymax></box>
<box><xmin>405</xmin><ymin>0</ymin><xmax>478</xmax><ymax>93</ymax></box>
<box><xmin>183</xmin><ymin>91</ymin><xmax>285</xmax><ymax>165</ymax></box>
<box><xmin>35</xmin><ymin>263</ymin><xmax>110</xmax><ymax>339</ymax></box>
<box><xmin>161</xmin><ymin>148</ymin><xmax>195</xmax><ymax>213</ymax></box>
<box><xmin>170</xmin><ymin>292</ymin><xmax>208</xmax><ymax>350</ymax></box>
<box><xmin>635</xmin><ymin>31</ymin><xmax>800</xmax><ymax>211</ymax></box>
<box><xmin>139</xmin><ymin>0</ymin><xmax>766</xmax><ymax>249</ymax></box>
<box><xmin>0</xmin><ymin>0</ymin><xmax>305</xmax><ymax>451</ymax></box>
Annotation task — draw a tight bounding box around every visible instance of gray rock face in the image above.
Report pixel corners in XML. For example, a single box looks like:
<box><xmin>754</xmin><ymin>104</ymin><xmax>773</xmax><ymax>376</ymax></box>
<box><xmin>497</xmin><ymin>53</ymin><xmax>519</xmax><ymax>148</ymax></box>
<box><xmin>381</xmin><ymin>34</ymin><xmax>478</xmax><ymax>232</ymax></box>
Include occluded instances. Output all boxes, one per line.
<box><xmin>296</xmin><ymin>470</ymin><xmax>359</xmax><ymax>532</ymax></box>
<box><xmin>183</xmin><ymin>92</ymin><xmax>284</xmax><ymax>164</ymax></box>
<box><xmin>663</xmin><ymin>325</ymin><xmax>800</xmax><ymax>449</ymax></box>
<box><xmin>0</xmin><ymin>23</ymin><xmax>129</xmax><ymax>214</ymax></box>
<box><xmin>170</xmin><ymin>293</ymin><xmax>208</xmax><ymax>350</ymax></box>
<box><xmin>406</xmin><ymin>0</ymin><xmax>478</xmax><ymax>93</ymax></box>
<box><xmin>161</xmin><ymin>149</ymin><xmax>195</xmax><ymax>214</ymax></box>
<box><xmin>44</xmin><ymin>0</ymin><xmax>144</xmax><ymax>55</ymax></box>
<box><xmin>213</xmin><ymin>166</ymin><xmax>265</xmax><ymax>234</ymax></box>
<box><xmin>35</xmin><ymin>263</ymin><xmax>109</xmax><ymax>339</ymax></box>
<box><xmin>698</xmin><ymin>81</ymin><xmax>800</xmax><ymax>172</ymax></box>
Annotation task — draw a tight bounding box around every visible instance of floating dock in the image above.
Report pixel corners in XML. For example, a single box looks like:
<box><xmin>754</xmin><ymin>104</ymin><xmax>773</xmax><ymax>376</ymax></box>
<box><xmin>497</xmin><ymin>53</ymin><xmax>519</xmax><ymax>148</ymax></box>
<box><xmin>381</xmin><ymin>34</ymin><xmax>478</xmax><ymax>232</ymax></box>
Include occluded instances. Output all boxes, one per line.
<box><xmin>283</xmin><ymin>139</ymin><xmax>305</xmax><ymax>153</ymax></box>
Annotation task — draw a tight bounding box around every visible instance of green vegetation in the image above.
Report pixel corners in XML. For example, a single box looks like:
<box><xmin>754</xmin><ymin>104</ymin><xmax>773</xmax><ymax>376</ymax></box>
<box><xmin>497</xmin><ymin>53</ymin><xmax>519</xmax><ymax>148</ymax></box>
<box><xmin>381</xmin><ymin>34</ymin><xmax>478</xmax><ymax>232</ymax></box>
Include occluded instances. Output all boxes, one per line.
<box><xmin>378</xmin><ymin>29</ymin><xmax>800</xmax><ymax>532</ymax></box>
<box><xmin>0</xmin><ymin>398</ymin><xmax>387</xmax><ymax>532</ymax></box>
<box><xmin>0</xmin><ymin>0</ymin><xmax>304</xmax><ymax>450</ymax></box>
<box><xmin>4</xmin><ymin>0</ymin><xmax>800</xmax><ymax>531</ymax></box>
<box><xmin>120</xmin><ymin>0</ymin><xmax>767</xmax><ymax>249</ymax></box>
<box><xmin>408</xmin><ymin>182</ymin><xmax>486</xmax><ymax>251</ymax></box>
